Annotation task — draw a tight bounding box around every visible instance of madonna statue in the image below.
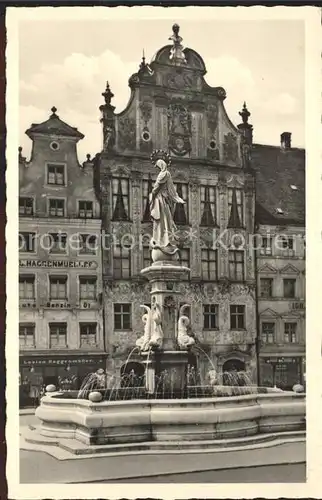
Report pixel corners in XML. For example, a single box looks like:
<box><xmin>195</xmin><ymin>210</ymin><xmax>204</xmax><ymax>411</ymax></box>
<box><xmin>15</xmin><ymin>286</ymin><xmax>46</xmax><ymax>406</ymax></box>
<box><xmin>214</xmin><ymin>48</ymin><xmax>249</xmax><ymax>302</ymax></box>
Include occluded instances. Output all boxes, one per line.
<box><xmin>149</xmin><ymin>150</ymin><xmax>185</xmax><ymax>258</ymax></box>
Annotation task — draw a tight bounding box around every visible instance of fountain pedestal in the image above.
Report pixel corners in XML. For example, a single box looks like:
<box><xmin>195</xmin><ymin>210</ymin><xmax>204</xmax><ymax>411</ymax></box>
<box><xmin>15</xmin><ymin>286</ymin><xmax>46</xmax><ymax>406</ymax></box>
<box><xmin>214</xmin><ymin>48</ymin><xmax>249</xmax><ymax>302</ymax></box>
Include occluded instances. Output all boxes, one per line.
<box><xmin>140</xmin><ymin>260</ymin><xmax>191</xmax><ymax>394</ymax></box>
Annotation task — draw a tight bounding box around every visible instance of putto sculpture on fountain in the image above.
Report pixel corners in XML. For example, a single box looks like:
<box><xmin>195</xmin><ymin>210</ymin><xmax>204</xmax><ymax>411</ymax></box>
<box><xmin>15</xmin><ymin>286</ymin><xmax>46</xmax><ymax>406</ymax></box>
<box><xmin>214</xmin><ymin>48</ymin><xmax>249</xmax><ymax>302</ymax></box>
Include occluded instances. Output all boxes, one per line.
<box><xmin>177</xmin><ymin>304</ymin><xmax>195</xmax><ymax>349</ymax></box>
<box><xmin>136</xmin><ymin>302</ymin><xmax>164</xmax><ymax>352</ymax></box>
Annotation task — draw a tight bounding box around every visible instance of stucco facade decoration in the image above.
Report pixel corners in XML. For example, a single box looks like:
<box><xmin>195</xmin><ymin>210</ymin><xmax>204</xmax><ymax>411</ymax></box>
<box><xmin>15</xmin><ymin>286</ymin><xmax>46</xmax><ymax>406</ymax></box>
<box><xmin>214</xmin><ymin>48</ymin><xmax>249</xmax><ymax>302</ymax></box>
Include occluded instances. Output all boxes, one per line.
<box><xmin>19</xmin><ymin>107</ymin><xmax>105</xmax><ymax>400</ymax></box>
<box><xmin>94</xmin><ymin>25</ymin><xmax>257</xmax><ymax>380</ymax></box>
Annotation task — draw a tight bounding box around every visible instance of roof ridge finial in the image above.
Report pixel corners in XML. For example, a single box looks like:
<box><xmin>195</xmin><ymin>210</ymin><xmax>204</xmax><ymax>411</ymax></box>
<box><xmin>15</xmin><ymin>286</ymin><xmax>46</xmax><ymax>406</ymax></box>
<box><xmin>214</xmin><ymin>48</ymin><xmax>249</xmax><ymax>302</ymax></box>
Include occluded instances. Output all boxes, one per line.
<box><xmin>51</xmin><ymin>106</ymin><xmax>58</xmax><ymax>117</ymax></box>
<box><xmin>239</xmin><ymin>102</ymin><xmax>251</xmax><ymax>124</ymax></box>
<box><xmin>102</xmin><ymin>81</ymin><xmax>114</xmax><ymax>105</ymax></box>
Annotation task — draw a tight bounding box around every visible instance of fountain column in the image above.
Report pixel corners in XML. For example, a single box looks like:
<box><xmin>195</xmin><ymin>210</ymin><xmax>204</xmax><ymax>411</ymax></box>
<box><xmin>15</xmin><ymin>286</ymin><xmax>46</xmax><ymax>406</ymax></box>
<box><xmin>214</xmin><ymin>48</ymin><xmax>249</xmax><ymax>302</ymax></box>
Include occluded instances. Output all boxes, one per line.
<box><xmin>140</xmin><ymin>257</ymin><xmax>190</xmax><ymax>394</ymax></box>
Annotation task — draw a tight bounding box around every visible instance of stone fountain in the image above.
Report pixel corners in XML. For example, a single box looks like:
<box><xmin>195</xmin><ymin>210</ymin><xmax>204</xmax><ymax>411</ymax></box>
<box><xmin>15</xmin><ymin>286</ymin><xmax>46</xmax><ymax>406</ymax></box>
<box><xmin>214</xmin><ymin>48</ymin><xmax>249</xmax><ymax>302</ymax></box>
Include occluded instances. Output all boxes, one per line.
<box><xmin>135</xmin><ymin>149</ymin><xmax>195</xmax><ymax>395</ymax></box>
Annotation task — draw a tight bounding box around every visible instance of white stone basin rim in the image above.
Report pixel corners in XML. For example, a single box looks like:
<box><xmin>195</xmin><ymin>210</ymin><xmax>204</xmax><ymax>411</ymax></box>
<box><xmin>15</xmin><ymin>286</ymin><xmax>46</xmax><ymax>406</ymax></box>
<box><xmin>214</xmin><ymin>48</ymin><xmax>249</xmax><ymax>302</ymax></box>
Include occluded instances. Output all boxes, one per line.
<box><xmin>35</xmin><ymin>392</ymin><xmax>306</xmax><ymax>446</ymax></box>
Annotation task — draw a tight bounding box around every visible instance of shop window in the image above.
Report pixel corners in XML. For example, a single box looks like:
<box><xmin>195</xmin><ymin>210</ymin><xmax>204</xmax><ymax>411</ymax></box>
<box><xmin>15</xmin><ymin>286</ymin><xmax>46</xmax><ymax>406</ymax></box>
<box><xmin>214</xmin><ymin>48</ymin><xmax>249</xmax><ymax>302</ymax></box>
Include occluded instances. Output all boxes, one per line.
<box><xmin>261</xmin><ymin>322</ymin><xmax>275</xmax><ymax>343</ymax></box>
<box><xmin>48</xmin><ymin>233</ymin><xmax>67</xmax><ymax>254</ymax></box>
<box><xmin>47</xmin><ymin>164</ymin><xmax>65</xmax><ymax>185</ymax></box>
<box><xmin>260</xmin><ymin>236</ymin><xmax>272</xmax><ymax>255</ymax></box>
<box><xmin>79</xmin><ymin>277</ymin><xmax>97</xmax><ymax>300</ymax></box>
<box><xmin>49</xmin><ymin>276</ymin><xmax>68</xmax><ymax>300</ymax></box>
<box><xmin>284</xmin><ymin>323</ymin><xmax>297</xmax><ymax>343</ymax></box>
<box><xmin>201</xmin><ymin>248</ymin><xmax>217</xmax><ymax>280</ymax></box>
<box><xmin>19</xmin><ymin>197</ymin><xmax>33</xmax><ymax>216</ymax></box>
<box><xmin>49</xmin><ymin>198</ymin><xmax>65</xmax><ymax>217</ymax></box>
<box><xmin>112</xmin><ymin>177</ymin><xmax>130</xmax><ymax>221</ymax></box>
<box><xmin>19</xmin><ymin>275</ymin><xmax>35</xmax><ymax>300</ymax></box>
<box><xmin>203</xmin><ymin>304</ymin><xmax>218</xmax><ymax>330</ymax></box>
<box><xmin>230</xmin><ymin>305</ymin><xmax>245</xmax><ymax>330</ymax></box>
<box><xmin>19</xmin><ymin>232</ymin><xmax>36</xmax><ymax>253</ymax></box>
<box><xmin>229</xmin><ymin>250</ymin><xmax>244</xmax><ymax>281</ymax></box>
<box><xmin>283</xmin><ymin>278</ymin><xmax>296</xmax><ymax>298</ymax></box>
<box><xmin>113</xmin><ymin>244</ymin><xmax>131</xmax><ymax>278</ymax></box>
<box><xmin>228</xmin><ymin>188</ymin><xmax>243</xmax><ymax>228</ymax></box>
<box><xmin>200</xmin><ymin>186</ymin><xmax>216</xmax><ymax>226</ymax></box>
<box><xmin>260</xmin><ymin>278</ymin><xmax>273</xmax><ymax>298</ymax></box>
<box><xmin>179</xmin><ymin>248</ymin><xmax>190</xmax><ymax>269</ymax></box>
<box><xmin>173</xmin><ymin>183</ymin><xmax>188</xmax><ymax>225</ymax></box>
<box><xmin>143</xmin><ymin>245</ymin><xmax>152</xmax><ymax>269</ymax></box>
<box><xmin>78</xmin><ymin>200</ymin><xmax>93</xmax><ymax>219</ymax></box>
<box><xmin>49</xmin><ymin>323</ymin><xmax>67</xmax><ymax>348</ymax></box>
<box><xmin>79</xmin><ymin>234</ymin><xmax>97</xmax><ymax>255</ymax></box>
<box><xmin>80</xmin><ymin>323</ymin><xmax>97</xmax><ymax>347</ymax></box>
<box><xmin>114</xmin><ymin>303</ymin><xmax>131</xmax><ymax>330</ymax></box>
<box><xmin>19</xmin><ymin>323</ymin><xmax>35</xmax><ymax>348</ymax></box>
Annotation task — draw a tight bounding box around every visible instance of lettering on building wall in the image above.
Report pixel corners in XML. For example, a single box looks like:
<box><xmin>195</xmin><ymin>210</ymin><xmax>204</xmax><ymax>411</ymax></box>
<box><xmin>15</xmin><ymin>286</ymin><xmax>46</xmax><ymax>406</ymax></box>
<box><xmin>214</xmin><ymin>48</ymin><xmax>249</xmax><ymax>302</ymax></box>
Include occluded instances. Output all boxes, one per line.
<box><xmin>45</xmin><ymin>302</ymin><xmax>71</xmax><ymax>308</ymax></box>
<box><xmin>22</xmin><ymin>358</ymin><xmax>103</xmax><ymax>366</ymax></box>
<box><xmin>290</xmin><ymin>302</ymin><xmax>305</xmax><ymax>311</ymax></box>
<box><xmin>19</xmin><ymin>259</ymin><xmax>98</xmax><ymax>269</ymax></box>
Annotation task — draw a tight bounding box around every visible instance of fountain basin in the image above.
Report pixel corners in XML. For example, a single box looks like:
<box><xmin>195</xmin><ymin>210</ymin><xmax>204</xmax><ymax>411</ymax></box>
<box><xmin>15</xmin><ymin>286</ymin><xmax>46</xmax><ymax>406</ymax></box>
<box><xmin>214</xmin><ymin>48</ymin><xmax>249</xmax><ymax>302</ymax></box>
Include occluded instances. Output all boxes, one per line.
<box><xmin>35</xmin><ymin>392</ymin><xmax>305</xmax><ymax>446</ymax></box>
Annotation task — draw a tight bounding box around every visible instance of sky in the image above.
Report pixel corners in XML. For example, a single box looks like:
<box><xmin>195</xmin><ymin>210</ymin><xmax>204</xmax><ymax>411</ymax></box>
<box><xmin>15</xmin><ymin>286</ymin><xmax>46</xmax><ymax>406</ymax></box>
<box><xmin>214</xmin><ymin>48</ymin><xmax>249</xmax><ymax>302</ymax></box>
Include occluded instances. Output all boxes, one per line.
<box><xmin>18</xmin><ymin>17</ymin><xmax>305</xmax><ymax>161</ymax></box>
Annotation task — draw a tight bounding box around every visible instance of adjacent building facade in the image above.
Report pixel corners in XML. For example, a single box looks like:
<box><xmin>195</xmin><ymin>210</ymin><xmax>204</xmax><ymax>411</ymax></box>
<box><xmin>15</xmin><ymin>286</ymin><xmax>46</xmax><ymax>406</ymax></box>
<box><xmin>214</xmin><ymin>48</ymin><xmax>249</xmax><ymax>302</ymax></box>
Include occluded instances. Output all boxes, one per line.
<box><xmin>94</xmin><ymin>27</ymin><xmax>258</xmax><ymax>382</ymax></box>
<box><xmin>19</xmin><ymin>108</ymin><xmax>105</xmax><ymax>401</ymax></box>
<box><xmin>253</xmin><ymin>134</ymin><xmax>305</xmax><ymax>389</ymax></box>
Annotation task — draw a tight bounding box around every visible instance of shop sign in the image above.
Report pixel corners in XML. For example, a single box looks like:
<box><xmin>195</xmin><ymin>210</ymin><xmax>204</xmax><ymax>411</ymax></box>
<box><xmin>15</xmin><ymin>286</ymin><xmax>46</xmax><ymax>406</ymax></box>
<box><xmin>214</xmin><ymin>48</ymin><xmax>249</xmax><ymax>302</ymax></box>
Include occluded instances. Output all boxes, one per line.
<box><xmin>265</xmin><ymin>357</ymin><xmax>299</xmax><ymax>365</ymax></box>
<box><xmin>22</xmin><ymin>357</ymin><xmax>104</xmax><ymax>366</ymax></box>
<box><xmin>45</xmin><ymin>302</ymin><xmax>71</xmax><ymax>308</ymax></box>
<box><xmin>20</xmin><ymin>302</ymin><xmax>37</xmax><ymax>309</ymax></box>
<box><xmin>19</xmin><ymin>259</ymin><xmax>98</xmax><ymax>270</ymax></box>
<box><xmin>290</xmin><ymin>302</ymin><xmax>305</xmax><ymax>312</ymax></box>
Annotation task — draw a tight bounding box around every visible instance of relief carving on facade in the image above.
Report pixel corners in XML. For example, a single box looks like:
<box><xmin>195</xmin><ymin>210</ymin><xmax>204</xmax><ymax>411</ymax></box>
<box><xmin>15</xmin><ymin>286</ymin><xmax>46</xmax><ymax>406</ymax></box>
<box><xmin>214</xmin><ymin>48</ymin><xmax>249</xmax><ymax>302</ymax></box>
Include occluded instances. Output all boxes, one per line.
<box><xmin>118</xmin><ymin>116</ymin><xmax>136</xmax><ymax>150</ymax></box>
<box><xmin>206</xmin><ymin>103</ymin><xmax>218</xmax><ymax>134</ymax></box>
<box><xmin>139</xmin><ymin>100</ymin><xmax>153</xmax><ymax>125</ymax></box>
<box><xmin>164</xmin><ymin>70</ymin><xmax>198</xmax><ymax>90</ymax></box>
<box><xmin>223</xmin><ymin>132</ymin><xmax>239</xmax><ymax>163</ymax></box>
<box><xmin>167</xmin><ymin>102</ymin><xmax>192</xmax><ymax>156</ymax></box>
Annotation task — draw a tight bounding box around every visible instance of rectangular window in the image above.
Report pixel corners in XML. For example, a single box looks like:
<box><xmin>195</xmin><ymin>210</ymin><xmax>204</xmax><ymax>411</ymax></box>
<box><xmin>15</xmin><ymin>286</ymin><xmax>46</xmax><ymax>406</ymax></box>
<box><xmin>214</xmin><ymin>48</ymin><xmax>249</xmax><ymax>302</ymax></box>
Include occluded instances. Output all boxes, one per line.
<box><xmin>80</xmin><ymin>323</ymin><xmax>97</xmax><ymax>346</ymax></box>
<box><xmin>281</xmin><ymin>236</ymin><xmax>294</xmax><ymax>250</ymax></box>
<box><xmin>19</xmin><ymin>275</ymin><xmax>35</xmax><ymax>299</ymax></box>
<box><xmin>19</xmin><ymin>323</ymin><xmax>35</xmax><ymax>347</ymax></box>
<box><xmin>78</xmin><ymin>200</ymin><xmax>93</xmax><ymax>219</ymax></box>
<box><xmin>173</xmin><ymin>183</ymin><xmax>189</xmax><ymax>225</ymax></box>
<box><xmin>200</xmin><ymin>186</ymin><xmax>216</xmax><ymax>226</ymax></box>
<box><xmin>47</xmin><ymin>164</ymin><xmax>65</xmax><ymax>185</ymax></box>
<box><xmin>228</xmin><ymin>188</ymin><xmax>243</xmax><ymax>226</ymax></box>
<box><xmin>49</xmin><ymin>198</ymin><xmax>65</xmax><ymax>217</ymax></box>
<box><xmin>284</xmin><ymin>323</ymin><xmax>297</xmax><ymax>343</ymax></box>
<box><xmin>113</xmin><ymin>245</ymin><xmax>131</xmax><ymax>278</ymax></box>
<box><xmin>260</xmin><ymin>236</ymin><xmax>272</xmax><ymax>255</ymax></box>
<box><xmin>142</xmin><ymin>179</ymin><xmax>152</xmax><ymax>222</ymax></box>
<box><xmin>203</xmin><ymin>304</ymin><xmax>219</xmax><ymax>330</ymax></box>
<box><xmin>279</xmin><ymin>236</ymin><xmax>295</xmax><ymax>256</ymax></box>
<box><xmin>201</xmin><ymin>249</ymin><xmax>218</xmax><ymax>280</ymax></box>
<box><xmin>79</xmin><ymin>234</ymin><xmax>97</xmax><ymax>255</ymax></box>
<box><xmin>229</xmin><ymin>250</ymin><xmax>244</xmax><ymax>281</ymax></box>
<box><xmin>260</xmin><ymin>278</ymin><xmax>273</xmax><ymax>298</ymax></box>
<box><xmin>49</xmin><ymin>323</ymin><xmax>67</xmax><ymax>347</ymax></box>
<box><xmin>19</xmin><ymin>197</ymin><xmax>33</xmax><ymax>216</ymax></box>
<box><xmin>143</xmin><ymin>245</ymin><xmax>152</xmax><ymax>269</ymax></box>
<box><xmin>49</xmin><ymin>276</ymin><xmax>68</xmax><ymax>300</ymax></box>
<box><xmin>79</xmin><ymin>277</ymin><xmax>97</xmax><ymax>300</ymax></box>
<box><xmin>283</xmin><ymin>279</ymin><xmax>296</xmax><ymax>298</ymax></box>
<box><xmin>19</xmin><ymin>232</ymin><xmax>35</xmax><ymax>252</ymax></box>
<box><xmin>262</xmin><ymin>322</ymin><xmax>275</xmax><ymax>343</ymax></box>
<box><xmin>48</xmin><ymin>233</ymin><xmax>67</xmax><ymax>254</ymax></box>
<box><xmin>114</xmin><ymin>303</ymin><xmax>131</xmax><ymax>330</ymax></box>
<box><xmin>179</xmin><ymin>248</ymin><xmax>190</xmax><ymax>269</ymax></box>
<box><xmin>112</xmin><ymin>177</ymin><xmax>130</xmax><ymax>221</ymax></box>
<box><xmin>230</xmin><ymin>305</ymin><xmax>245</xmax><ymax>330</ymax></box>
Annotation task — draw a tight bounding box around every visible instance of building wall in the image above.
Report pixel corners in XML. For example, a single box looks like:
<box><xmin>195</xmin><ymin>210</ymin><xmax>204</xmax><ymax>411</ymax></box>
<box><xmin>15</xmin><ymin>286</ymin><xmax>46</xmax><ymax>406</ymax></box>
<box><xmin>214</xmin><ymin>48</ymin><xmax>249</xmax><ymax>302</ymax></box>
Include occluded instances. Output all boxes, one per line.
<box><xmin>257</xmin><ymin>224</ymin><xmax>305</xmax><ymax>389</ymax></box>
<box><xmin>19</xmin><ymin>120</ymin><xmax>105</xmax><ymax>399</ymax></box>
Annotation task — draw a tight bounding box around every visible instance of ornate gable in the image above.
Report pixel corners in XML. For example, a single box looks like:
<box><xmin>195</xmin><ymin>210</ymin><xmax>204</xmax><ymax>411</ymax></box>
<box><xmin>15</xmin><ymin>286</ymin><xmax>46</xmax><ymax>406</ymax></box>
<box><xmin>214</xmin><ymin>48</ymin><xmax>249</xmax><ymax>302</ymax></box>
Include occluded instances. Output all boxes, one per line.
<box><xmin>279</xmin><ymin>263</ymin><xmax>300</xmax><ymax>275</ymax></box>
<box><xmin>258</xmin><ymin>264</ymin><xmax>278</xmax><ymax>275</ymax></box>
<box><xmin>260</xmin><ymin>308</ymin><xmax>280</xmax><ymax>318</ymax></box>
<box><xmin>26</xmin><ymin>107</ymin><xmax>84</xmax><ymax>140</ymax></box>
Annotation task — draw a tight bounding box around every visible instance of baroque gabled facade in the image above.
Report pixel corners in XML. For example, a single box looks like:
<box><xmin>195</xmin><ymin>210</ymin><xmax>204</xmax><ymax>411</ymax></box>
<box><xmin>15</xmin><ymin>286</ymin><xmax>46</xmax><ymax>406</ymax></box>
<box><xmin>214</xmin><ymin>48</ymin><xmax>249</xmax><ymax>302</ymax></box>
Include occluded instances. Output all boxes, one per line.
<box><xmin>94</xmin><ymin>25</ymin><xmax>257</xmax><ymax>381</ymax></box>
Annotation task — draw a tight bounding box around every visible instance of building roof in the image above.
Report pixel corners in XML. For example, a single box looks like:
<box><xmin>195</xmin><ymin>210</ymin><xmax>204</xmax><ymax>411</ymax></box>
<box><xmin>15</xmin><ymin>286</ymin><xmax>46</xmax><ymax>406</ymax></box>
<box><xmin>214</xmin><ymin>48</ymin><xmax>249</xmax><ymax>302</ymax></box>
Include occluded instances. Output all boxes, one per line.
<box><xmin>252</xmin><ymin>143</ymin><xmax>305</xmax><ymax>226</ymax></box>
<box><xmin>26</xmin><ymin>107</ymin><xmax>84</xmax><ymax>140</ymax></box>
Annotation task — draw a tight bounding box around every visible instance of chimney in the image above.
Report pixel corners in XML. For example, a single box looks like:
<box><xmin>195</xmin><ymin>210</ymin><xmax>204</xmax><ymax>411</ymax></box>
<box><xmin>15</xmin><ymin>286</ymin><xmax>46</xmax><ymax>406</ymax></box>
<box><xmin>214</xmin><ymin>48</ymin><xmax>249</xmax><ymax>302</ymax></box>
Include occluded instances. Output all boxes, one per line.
<box><xmin>281</xmin><ymin>132</ymin><xmax>291</xmax><ymax>149</ymax></box>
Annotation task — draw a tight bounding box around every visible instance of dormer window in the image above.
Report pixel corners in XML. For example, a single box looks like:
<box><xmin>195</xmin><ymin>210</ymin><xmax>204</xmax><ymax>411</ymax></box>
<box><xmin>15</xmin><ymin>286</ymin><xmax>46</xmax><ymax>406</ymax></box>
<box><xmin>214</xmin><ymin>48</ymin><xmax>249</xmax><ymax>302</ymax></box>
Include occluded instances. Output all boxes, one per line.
<box><xmin>290</xmin><ymin>185</ymin><xmax>298</xmax><ymax>191</ymax></box>
<box><xmin>276</xmin><ymin>208</ymin><xmax>284</xmax><ymax>215</ymax></box>
<box><xmin>47</xmin><ymin>164</ymin><xmax>65</xmax><ymax>185</ymax></box>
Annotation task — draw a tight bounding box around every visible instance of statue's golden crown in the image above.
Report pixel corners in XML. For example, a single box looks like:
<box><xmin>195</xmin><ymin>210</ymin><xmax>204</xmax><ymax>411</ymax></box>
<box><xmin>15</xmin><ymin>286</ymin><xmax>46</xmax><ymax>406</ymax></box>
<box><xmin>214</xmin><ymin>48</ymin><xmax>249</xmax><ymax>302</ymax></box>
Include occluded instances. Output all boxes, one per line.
<box><xmin>150</xmin><ymin>149</ymin><xmax>172</xmax><ymax>166</ymax></box>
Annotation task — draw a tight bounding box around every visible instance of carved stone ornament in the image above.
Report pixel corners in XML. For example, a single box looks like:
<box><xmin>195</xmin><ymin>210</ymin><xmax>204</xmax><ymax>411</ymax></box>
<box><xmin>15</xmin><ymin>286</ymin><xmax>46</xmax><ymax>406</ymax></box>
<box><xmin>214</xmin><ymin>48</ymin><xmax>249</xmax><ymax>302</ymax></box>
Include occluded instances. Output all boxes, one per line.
<box><xmin>118</xmin><ymin>116</ymin><xmax>136</xmax><ymax>150</ymax></box>
<box><xmin>167</xmin><ymin>103</ymin><xmax>192</xmax><ymax>156</ymax></box>
<box><xmin>164</xmin><ymin>70</ymin><xmax>196</xmax><ymax>90</ymax></box>
<box><xmin>206</xmin><ymin>103</ymin><xmax>218</xmax><ymax>134</ymax></box>
<box><xmin>223</xmin><ymin>133</ymin><xmax>239</xmax><ymax>163</ymax></box>
<box><xmin>139</xmin><ymin>100</ymin><xmax>153</xmax><ymax>125</ymax></box>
